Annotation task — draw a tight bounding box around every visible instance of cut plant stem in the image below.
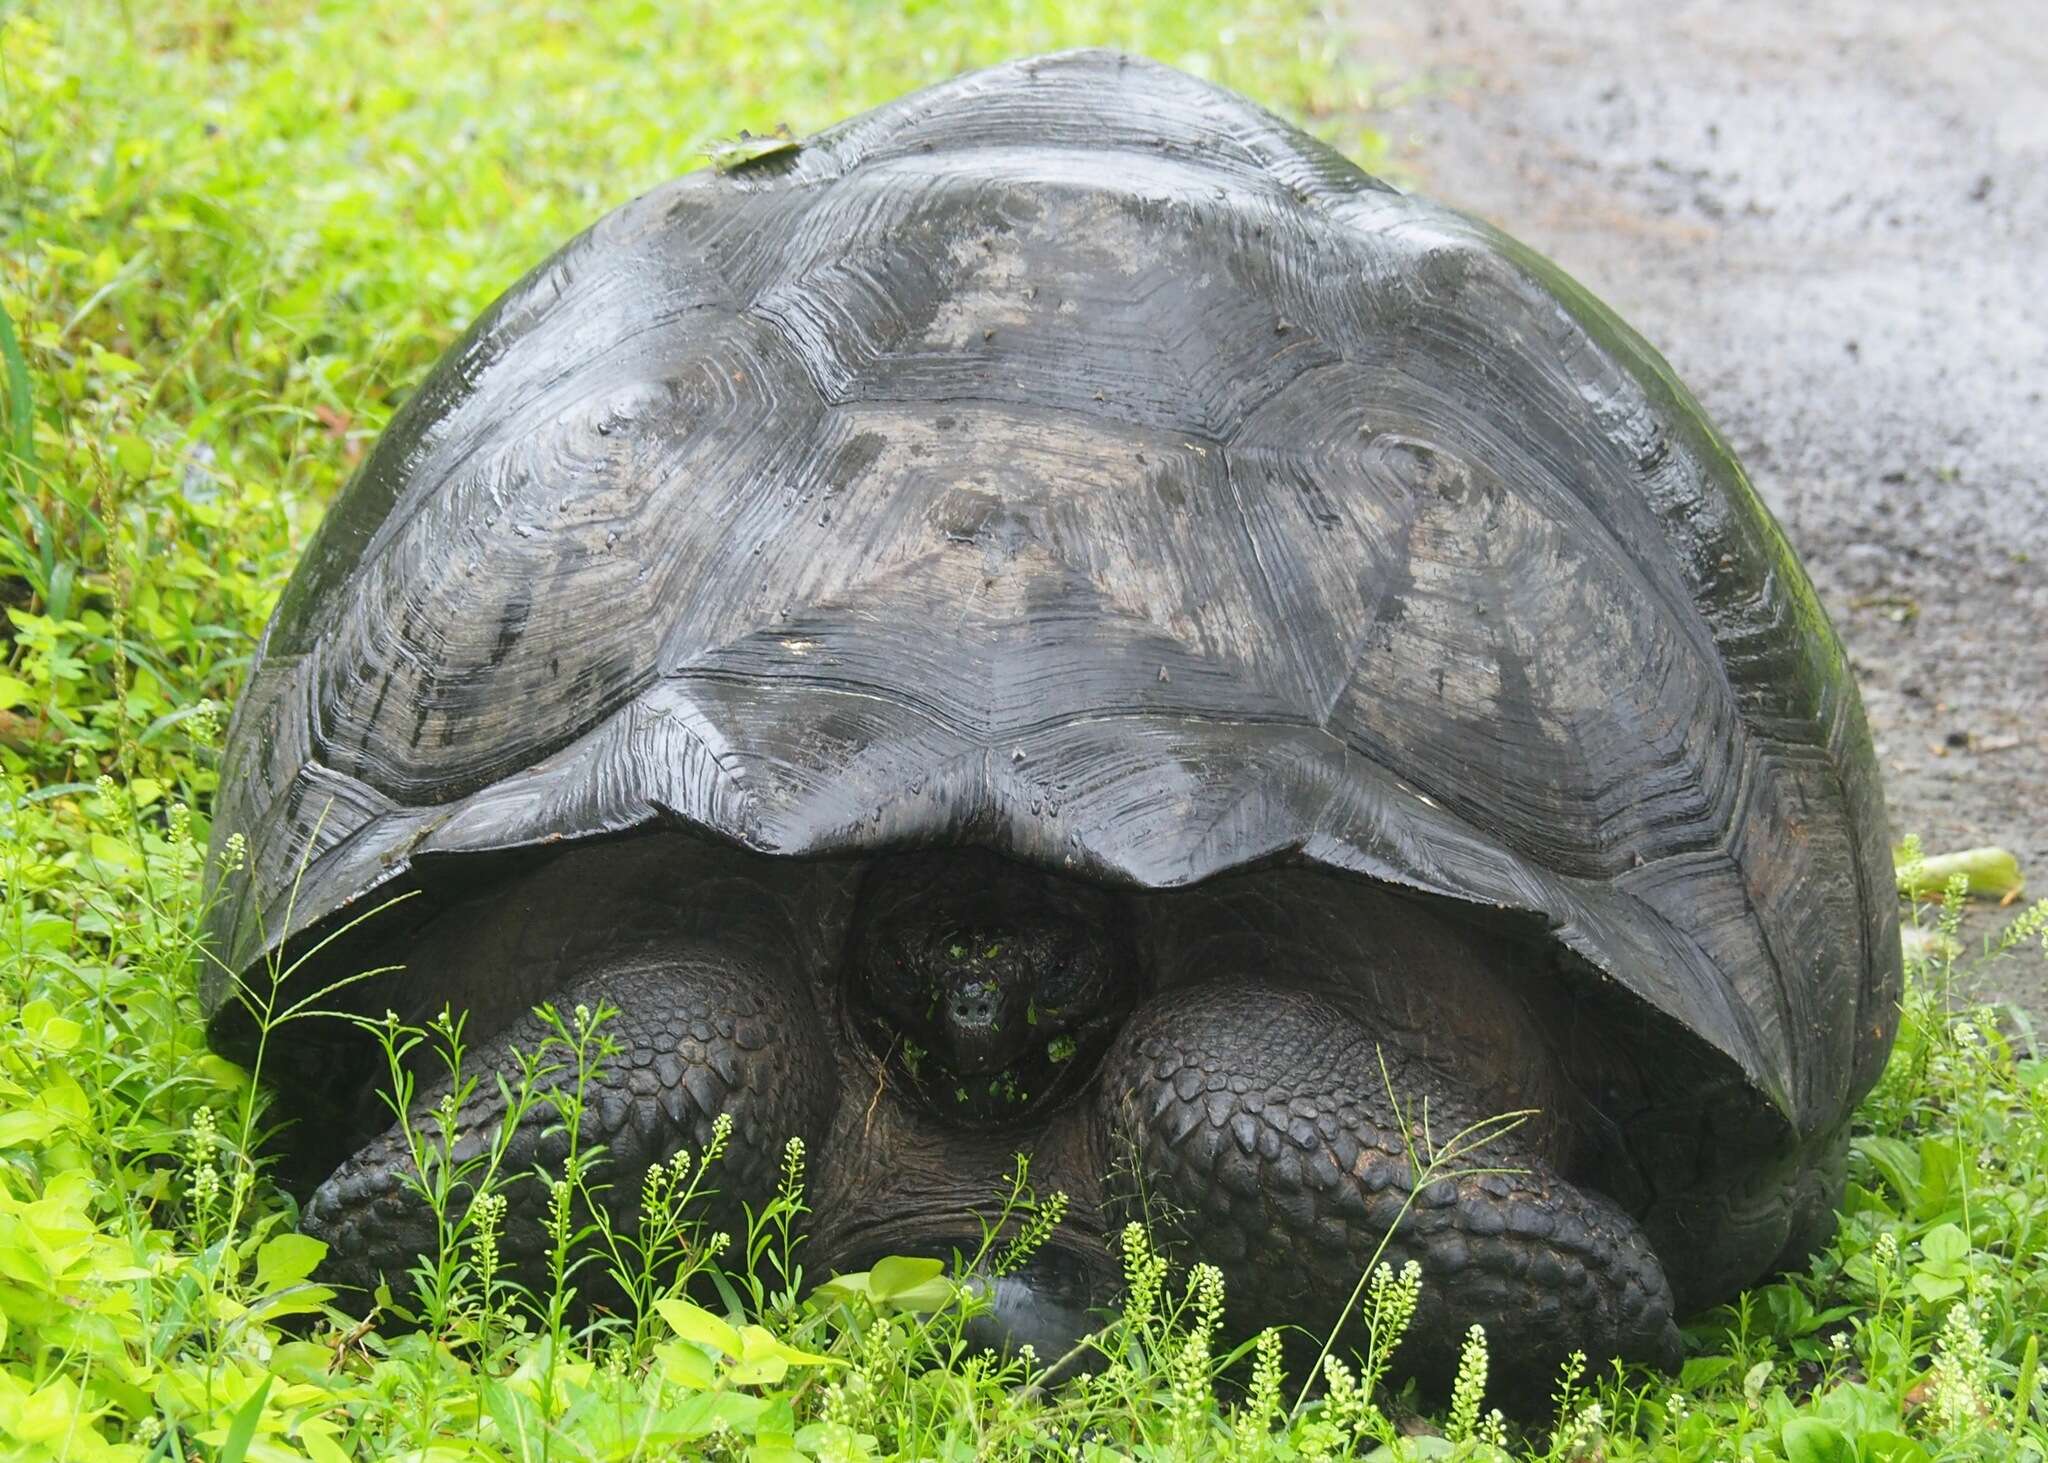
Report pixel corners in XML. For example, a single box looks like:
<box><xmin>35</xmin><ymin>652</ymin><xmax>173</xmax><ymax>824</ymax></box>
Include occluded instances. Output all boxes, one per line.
<box><xmin>1894</xmin><ymin>845</ymin><xmax>2026</xmax><ymax>902</ymax></box>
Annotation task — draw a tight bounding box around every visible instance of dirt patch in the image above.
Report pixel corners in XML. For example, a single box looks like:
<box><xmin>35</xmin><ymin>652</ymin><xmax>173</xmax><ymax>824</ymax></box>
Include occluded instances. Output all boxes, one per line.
<box><xmin>1352</xmin><ymin>0</ymin><xmax>2048</xmax><ymax>1013</ymax></box>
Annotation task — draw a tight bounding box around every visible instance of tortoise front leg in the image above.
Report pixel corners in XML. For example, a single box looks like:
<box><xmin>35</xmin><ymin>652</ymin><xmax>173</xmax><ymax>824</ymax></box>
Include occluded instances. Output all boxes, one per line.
<box><xmin>303</xmin><ymin>943</ymin><xmax>837</xmax><ymax>1314</ymax></box>
<box><xmin>1095</xmin><ymin>979</ymin><xmax>1679</xmax><ymax>1406</ymax></box>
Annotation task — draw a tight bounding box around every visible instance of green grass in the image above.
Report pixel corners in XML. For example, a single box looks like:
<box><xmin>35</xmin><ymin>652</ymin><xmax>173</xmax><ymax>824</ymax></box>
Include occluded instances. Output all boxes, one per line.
<box><xmin>2</xmin><ymin>3</ymin><xmax>2047</xmax><ymax>1458</ymax></box>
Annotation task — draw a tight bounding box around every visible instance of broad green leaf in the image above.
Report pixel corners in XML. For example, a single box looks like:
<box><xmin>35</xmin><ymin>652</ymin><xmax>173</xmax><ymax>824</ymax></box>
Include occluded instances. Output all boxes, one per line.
<box><xmin>1811</xmin><ymin>1380</ymin><xmax>1895</xmax><ymax>1435</ymax></box>
<box><xmin>757</xmin><ymin>1396</ymin><xmax>799</xmax><ymax>1439</ymax></box>
<box><xmin>1843</xmin><ymin>1180</ymin><xmax>1900</xmax><ymax>1213</ymax></box>
<box><xmin>1855</xmin><ymin>1136</ymin><xmax>1920</xmax><ymax>1207</ymax></box>
<box><xmin>1915</xmin><ymin>1140</ymin><xmax>1963</xmax><ymax>1218</ymax></box>
<box><xmin>197</xmin><ymin>1056</ymin><xmax>255</xmax><ymax>1094</ymax></box>
<box><xmin>1857</xmin><ymin>1432</ymin><xmax>1933</xmax><ymax>1463</ymax></box>
<box><xmin>38</xmin><ymin>1073</ymin><xmax>88</xmax><ymax>1124</ymax></box>
<box><xmin>813</xmin><ymin>1272</ymin><xmax>873</xmax><ymax>1306</ymax></box>
<box><xmin>255</xmin><ymin>1232</ymin><xmax>327</xmax><ymax>1290</ymax></box>
<box><xmin>1918</xmin><ymin>1222</ymin><xmax>1968</xmax><ymax>1267</ymax></box>
<box><xmin>86</xmin><ymin>831</ymin><xmax>140</xmax><ymax>872</ymax></box>
<box><xmin>1742</xmin><ymin>1360</ymin><xmax>1773</xmax><ymax>1402</ymax></box>
<box><xmin>820</xmin><ymin>1255</ymin><xmax>955</xmax><ymax>1312</ymax></box>
<box><xmin>0</xmin><ymin>1110</ymin><xmax>62</xmax><ymax>1148</ymax></box>
<box><xmin>299</xmin><ymin>1422</ymin><xmax>351</xmax><ymax>1463</ymax></box>
<box><xmin>656</xmin><ymin>1340</ymin><xmax>717</xmax><ymax>1391</ymax></box>
<box><xmin>728</xmin><ymin>1356</ymin><xmax>790</xmax><ymax>1388</ymax></box>
<box><xmin>796</xmin><ymin>1421</ymin><xmax>882</xmax><ymax>1462</ymax></box>
<box><xmin>870</xmin><ymin>1254</ymin><xmax>945</xmax><ymax>1300</ymax></box>
<box><xmin>1679</xmin><ymin>1354</ymin><xmax>1737</xmax><ymax>1390</ymax></box>
<box><xmin>1909</xmin><ymin>1272</ymin><xmax>1965</xmax><ymax>1302</ymax></box>
<box><xmin>480</xmin><ymin>1377</ymin><xmax>546</xmax><ymax>1453</ymax></box>
<box><xmin>1780</xmin><ymin>1417</ymin><xmax>1854</xmax><ymax>1463</ymax></box>
<box><xmin>742</xmin><ymin>1327</ymin><xmax>840</xmax><ymax>1367</ymax></box>
<box><xmin>112</xmin><ymin>433</ymin><xmax>154</xmax><ymax>478</ymax></box>
<box><xmin>0</xmin><ymin>1377</ymin><xmax>54</xmax><ymax>1441</ymax></box>
<box><xmin>706</xmin><ymin>1390</ymin><xmax>767</xmax><ymax>1434</ymax></box>
<box><xmin>30</xmin><ymin>1014</ymin><xmax>81</xmax><ymax>1052</ymax></box>
<box><xmin>1364</xmin><ymin>1439</ymin><xmax>1455</xmax><ymax>1460</ymax></box>
<box><xmin>726</xmin><ymin>1325</ymin><xmax>843</xmax><ymax>1385</ymax></box>
<box><xmin>11</xmin><ymin>915</ymin><xmax>72</xmax><ymax>953</ymax></box>
<box><xmin>671</xmin><ymin>1385</ymin><xmax>770</xmax><ymax>1434</ymax></box>
<box><xmin>89</xmin><ymin>348</ymin><xmax>142</xmax><ymax>376</ymax></box>
<box><xmin>884</xmin><ymin>1273</ymin><xmax>957</xmax><ymax>1312</ymax></box>
<box><xmin>656</xmin><ymin>1298</ymin><xmax>741</xmax><ymax>1358</ymax></box>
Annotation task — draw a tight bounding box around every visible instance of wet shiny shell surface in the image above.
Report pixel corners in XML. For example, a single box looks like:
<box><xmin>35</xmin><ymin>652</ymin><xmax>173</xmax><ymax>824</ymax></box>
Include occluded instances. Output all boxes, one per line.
<box><xmin>205</xmin><ymin>50</ymin><xmax>1898</xmax><ymax>1143</ymax></box>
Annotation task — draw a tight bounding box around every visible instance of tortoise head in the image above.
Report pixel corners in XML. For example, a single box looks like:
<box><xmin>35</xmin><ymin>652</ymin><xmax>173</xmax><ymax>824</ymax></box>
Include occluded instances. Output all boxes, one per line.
<box><xmin>851</xmin><ymin>849</ymin><xmax>1133</xmax><ymax>1123</ymax></box>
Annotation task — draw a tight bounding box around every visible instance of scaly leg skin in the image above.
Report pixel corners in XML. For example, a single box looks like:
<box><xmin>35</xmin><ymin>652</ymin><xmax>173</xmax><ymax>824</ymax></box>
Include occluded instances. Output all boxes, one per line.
<box><xmin>303</xmin><ymin>944</ymin><xmax>836</xmax><ymax>1315</ymax></box>
<box><xmin>1096</xmin><ymin>980</ymin><xmax>1680</xmax><ymax>1408</ymax></box>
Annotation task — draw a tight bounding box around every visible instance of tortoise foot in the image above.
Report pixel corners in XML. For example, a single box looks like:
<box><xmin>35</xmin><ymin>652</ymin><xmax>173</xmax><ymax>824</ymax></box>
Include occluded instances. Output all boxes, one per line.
<box><xmin>1096</xmin><ymin>979</ymin><xmax>1679</xmax><ymax>1407</ymax></box>
<box><xmin>303</xmin><ymin>944</ymin><xmax>836</xmax><ymax>1315</ymax></box>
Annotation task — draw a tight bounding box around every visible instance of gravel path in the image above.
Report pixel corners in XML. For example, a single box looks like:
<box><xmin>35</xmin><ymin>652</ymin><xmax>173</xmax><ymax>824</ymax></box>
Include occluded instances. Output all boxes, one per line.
<box><xmin>1355</xmin><ymin>0</ymin><xmax>2048</xmax><ymax>1012</ymax></box>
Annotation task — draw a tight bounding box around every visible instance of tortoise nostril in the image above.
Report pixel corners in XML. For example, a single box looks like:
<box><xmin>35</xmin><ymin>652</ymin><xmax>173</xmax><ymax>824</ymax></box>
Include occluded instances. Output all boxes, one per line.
<box><xmin>951</xmin><ymin>994</ymin><xmax>997</xmax><ymax>1026</ymax></box>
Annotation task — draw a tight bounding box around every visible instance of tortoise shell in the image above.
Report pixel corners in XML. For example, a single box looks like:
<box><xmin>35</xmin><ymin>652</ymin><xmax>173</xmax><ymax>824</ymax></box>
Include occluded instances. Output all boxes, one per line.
<box><xmin>205</xmin><ymin>51</ymin><xmax>1897</xmax><ymax>1186</ymax></box>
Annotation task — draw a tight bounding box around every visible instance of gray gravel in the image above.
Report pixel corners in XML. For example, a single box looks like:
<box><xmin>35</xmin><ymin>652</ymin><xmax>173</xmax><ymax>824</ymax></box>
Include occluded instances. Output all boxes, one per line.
<box><xmin>1354</xmin><ymin>0</ymin><xmax>2048</xmax><ymax>1013</ymax></box>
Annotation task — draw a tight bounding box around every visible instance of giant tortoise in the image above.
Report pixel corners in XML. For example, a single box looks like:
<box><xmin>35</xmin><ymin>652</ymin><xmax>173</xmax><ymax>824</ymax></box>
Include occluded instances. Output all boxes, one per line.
<box><xmin>204</xmin><ymin>50</ymin><xmax>1900</xmax><ymax>1395</ymax></box>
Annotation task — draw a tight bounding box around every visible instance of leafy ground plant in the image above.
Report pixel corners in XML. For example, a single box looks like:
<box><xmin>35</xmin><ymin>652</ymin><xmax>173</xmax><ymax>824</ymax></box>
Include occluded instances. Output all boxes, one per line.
<box><xmin>6</xmin><ymin>2</ymin><xmax>2048</xmax><ymax>1459</ymax></box>
<box><xmin>5</xmin><ymin>775</ymin><xmax>2047</xmax><ymax>1461</ymax></box>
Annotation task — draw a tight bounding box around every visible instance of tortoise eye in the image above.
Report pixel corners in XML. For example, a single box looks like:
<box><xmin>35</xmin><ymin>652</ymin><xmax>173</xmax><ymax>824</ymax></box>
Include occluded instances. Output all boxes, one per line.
<box><xmin>1038</xmin><ymin>959</ymin><xmax>1100</xmax><ymax>1010</ymax></box>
